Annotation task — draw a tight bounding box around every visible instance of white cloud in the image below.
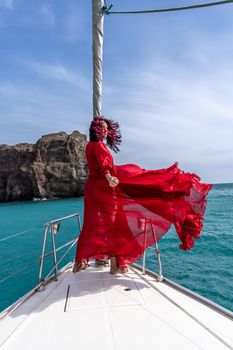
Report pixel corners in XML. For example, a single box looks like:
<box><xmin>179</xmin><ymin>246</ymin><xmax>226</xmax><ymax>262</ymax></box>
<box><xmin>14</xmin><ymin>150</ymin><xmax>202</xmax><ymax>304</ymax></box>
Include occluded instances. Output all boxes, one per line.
<box><xmin>61</xmin><ymin>2</ymin><xmax>88</xmax><ymax>42</ymax></box>
<box><xmin>0</xmin><ymin>80</ymin><xmax>90</xmax><ymax>145</ymax></box>
<box><xmin>33</xmin><ymin>63</ymin><xmax>76</xmax><ymax>83</ymax></box>
<box><xmin>1</xmin><ymin>4</ymin><xmax>233</xmax><ymax>183</ymax></box>
<box><xmin>63</xmin><ymin>11</ymin><xmax>79</xmax><ymax>42</ymax></box>
<box><xmin>20</xmin><ymin>60</ymin><xmax>90</xmax><ymax>93</ymax></box>
<box><xmin>104</xmin><ymin>48</ymin><xmax>233</xmax><ymax>183</ymax></box>
<box><xmin>0</xmin><ymin>0</ymin><xmax>14</xmax><ymax>10</ymax></box>
<box><xmin>39</xmin><ymin>3</ymin><xmax>55</xmax><ymax>27</ymax></box>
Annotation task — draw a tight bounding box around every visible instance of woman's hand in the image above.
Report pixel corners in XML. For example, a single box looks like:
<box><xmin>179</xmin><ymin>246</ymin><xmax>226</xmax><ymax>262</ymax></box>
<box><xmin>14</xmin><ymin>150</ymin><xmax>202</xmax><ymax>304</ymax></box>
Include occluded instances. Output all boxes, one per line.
<box><xmin>105</xmin><ymin>174</ymin><xmax>119</xmax><ymax>187</ymax></box>
<box><xmin>109</xmin><ymin>176</ymin><xmax>119</xmax><ymax>187</ymax></box>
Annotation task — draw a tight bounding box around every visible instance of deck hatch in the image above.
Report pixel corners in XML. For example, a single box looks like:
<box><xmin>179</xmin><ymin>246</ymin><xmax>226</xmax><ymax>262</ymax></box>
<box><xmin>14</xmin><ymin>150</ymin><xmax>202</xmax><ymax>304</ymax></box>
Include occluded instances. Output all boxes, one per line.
<box><xmin>67</xmin><ymin>277</ymin><xmax>144</xmax><ymax>311</ymax></box>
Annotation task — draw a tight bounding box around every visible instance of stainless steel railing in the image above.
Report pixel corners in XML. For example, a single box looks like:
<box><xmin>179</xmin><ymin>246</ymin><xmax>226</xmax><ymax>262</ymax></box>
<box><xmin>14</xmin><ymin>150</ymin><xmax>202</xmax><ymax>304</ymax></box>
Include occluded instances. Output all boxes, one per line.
<box><xmin>140</xmin><ymin>218</ymin><xmax>163</xmax><ymax>281</ymax></box>
<box><xmin>38</xmin><ymin>213</ymin><xmax>82</xmax><ymax>287</ymax></box>
<box><xmin>0</xmin><ymin>213</ymin><xmax>82</xmax><ymax>319</ymax></box>
<box><xmin>38</xmin><ymin>214</ymin><xmax>164</xmax><ymax>284</ymax></box>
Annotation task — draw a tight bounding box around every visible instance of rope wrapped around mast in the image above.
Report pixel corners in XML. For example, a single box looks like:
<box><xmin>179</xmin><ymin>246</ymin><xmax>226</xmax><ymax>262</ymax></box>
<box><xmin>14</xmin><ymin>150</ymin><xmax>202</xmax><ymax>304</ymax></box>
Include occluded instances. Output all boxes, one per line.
<box><xmin>92</xmin><ymin>0</ymin><xmax>104</xmax><ymax>118</ymax></box>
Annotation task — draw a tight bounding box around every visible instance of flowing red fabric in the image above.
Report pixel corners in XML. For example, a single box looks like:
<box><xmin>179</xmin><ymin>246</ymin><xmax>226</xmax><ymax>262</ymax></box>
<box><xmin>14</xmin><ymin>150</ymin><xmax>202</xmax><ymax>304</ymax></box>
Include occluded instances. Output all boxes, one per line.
<box><xmin>75</xmin><ymin>141</ymin><xmax>212</xmax><ymax>267</ymax></box>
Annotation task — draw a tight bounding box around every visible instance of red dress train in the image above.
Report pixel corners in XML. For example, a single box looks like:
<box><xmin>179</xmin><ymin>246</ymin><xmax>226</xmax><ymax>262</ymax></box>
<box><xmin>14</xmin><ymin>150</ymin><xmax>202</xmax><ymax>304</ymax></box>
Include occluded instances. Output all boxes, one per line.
<box><xmin>75</xmin><ymin>141</ymin><xmax>212</xmax><ymax>266</ymax></box>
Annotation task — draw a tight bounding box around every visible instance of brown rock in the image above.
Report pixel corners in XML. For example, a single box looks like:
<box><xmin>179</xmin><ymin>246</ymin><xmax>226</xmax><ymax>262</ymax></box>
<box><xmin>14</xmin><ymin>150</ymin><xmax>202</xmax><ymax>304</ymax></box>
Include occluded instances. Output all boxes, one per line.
<box><xmin>0</xmin><ymin>131</ymin><xmax>87</xmax><ymax>202</ymax></box>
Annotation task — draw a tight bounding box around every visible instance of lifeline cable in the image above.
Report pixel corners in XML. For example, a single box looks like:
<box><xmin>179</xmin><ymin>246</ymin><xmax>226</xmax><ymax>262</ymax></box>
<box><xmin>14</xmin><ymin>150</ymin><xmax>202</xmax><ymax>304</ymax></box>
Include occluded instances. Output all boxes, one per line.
<box><xmin>0</xmin><ymin>227</ymin><xmax>41</xmax><ymax>243</ymax></box>
<box><xmin>130</xmin><ymin>265</ymin><xmax>233</xmax><ymax>350</ymax></box>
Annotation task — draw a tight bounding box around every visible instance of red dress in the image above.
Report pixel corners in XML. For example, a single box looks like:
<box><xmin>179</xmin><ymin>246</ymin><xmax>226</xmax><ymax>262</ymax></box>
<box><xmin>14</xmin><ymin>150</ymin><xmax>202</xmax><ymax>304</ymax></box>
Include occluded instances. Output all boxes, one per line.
<box><xmin>75</xmin><ymin>141</ymin><xmax>212</xmax><ymax>267</ymax></box>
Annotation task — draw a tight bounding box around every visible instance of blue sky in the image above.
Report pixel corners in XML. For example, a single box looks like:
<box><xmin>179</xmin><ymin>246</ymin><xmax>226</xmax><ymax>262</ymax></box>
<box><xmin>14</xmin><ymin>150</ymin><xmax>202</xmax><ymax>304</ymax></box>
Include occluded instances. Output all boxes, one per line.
<box><xmin>1</xmin><ymin>0</ymin><xmax>233</xmax><ymax>183</ymax></box>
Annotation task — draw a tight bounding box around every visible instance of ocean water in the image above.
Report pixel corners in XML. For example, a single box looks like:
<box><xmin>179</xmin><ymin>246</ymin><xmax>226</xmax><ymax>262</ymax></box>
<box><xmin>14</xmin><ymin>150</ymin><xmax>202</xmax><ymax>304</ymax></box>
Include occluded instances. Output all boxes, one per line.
<box><xmin>0</xmin><ymin>184</ymin><xmax>232</xmax><ymax>313</ymax></box>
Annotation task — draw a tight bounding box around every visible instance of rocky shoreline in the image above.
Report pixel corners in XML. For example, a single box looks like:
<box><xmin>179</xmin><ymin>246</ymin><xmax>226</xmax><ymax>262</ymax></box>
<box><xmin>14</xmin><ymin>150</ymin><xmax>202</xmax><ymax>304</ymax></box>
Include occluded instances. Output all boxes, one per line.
<box><xmin>0</xmin><ymin>131</ymin><xmax>88</xmax><ymax>202</ymax></box>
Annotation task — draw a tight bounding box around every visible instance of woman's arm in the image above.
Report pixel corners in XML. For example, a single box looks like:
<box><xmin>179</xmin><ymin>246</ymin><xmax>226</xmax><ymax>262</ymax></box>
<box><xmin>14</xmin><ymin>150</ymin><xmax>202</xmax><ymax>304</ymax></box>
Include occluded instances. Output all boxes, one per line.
<box><xmin>94</xmin><ymin>142</ymin><xmax>119</xmax><ymax>187</ymax></box>
<box><xmin>94</xmin><ymin>142</ymin><xmax>112</xmax><ymax>176</ymax></box>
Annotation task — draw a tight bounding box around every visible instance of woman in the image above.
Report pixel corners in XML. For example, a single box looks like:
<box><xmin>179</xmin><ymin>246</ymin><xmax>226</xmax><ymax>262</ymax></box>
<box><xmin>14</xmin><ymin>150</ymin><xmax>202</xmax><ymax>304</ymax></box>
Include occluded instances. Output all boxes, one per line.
<box><xmin>73</xmin><ymin>116</ymin><xmax>212</xmax><ymax>273</ymax></box>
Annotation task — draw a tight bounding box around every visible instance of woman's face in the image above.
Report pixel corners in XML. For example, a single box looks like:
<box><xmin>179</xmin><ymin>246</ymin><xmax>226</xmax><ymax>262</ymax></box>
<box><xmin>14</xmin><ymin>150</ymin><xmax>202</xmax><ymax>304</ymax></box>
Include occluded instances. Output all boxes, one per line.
<box><xmin>100</xmin><ymin>121</ymin><xmax>108</xmax><ymax>139</ymax></box>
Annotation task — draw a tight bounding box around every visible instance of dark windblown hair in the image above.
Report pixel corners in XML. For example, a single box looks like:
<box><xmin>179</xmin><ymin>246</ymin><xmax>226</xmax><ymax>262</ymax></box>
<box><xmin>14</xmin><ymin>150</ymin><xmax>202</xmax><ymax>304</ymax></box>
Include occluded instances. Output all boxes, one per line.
<box><xmin>89</xmin><ymin>116</ymin><xmax>122</xmax><ymax>153</ymax></box>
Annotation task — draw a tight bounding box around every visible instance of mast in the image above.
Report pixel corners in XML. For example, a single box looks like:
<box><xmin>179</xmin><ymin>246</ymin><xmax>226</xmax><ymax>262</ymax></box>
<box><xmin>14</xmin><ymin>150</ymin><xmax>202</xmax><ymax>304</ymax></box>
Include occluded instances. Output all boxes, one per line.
<box><xmin>92</xmin><ymin>0</ymin><xmax>104</xmax><ymax>118</ymax></box>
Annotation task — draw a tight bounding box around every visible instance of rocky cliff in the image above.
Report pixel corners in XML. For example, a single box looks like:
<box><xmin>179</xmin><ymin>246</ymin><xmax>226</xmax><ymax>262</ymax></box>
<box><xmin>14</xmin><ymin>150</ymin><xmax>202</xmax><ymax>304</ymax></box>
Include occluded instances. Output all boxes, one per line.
<box><xmin>0</xmin><ymin>131</ymin><xmax>88</xmax><ymax>202</ymax></box>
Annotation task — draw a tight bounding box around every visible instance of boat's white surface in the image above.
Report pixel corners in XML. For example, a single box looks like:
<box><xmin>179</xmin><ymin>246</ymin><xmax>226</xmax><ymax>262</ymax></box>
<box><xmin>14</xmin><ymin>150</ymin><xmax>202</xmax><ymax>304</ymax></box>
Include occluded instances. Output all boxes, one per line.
<box><xmin>0</xmin><ymin>262</ymin><xmax>232</xmax><ymax>350</ymax></box>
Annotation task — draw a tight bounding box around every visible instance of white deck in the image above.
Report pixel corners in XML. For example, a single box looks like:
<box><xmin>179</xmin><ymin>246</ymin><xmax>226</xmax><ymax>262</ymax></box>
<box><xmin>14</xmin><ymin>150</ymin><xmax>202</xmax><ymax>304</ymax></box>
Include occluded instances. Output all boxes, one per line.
<box><xmin>0</xmin><ymin>263</ymin><xmax>232</xmax><ymax>350</ymax></box>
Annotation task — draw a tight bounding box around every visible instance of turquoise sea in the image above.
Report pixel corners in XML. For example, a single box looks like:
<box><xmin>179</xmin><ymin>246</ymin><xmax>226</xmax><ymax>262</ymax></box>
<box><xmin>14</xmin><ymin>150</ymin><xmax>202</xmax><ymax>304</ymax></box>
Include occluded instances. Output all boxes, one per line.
<box><xmin>0</xmin><ymin>183</ymin><xmax>233</xmax><ymax>313</ymax></box>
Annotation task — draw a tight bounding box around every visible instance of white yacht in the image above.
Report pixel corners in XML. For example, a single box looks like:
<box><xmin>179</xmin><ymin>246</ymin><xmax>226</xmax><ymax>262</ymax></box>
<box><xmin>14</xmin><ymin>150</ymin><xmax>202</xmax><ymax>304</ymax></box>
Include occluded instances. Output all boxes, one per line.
<box><xmin>0</xmin><ymin>212</ymin><xmax>232</xmax><ymax>350</ymax></box>
<box><xmin>1</xmin><ymin>1</ymin><xmax>233</xmax><ymax>349</ymax></box>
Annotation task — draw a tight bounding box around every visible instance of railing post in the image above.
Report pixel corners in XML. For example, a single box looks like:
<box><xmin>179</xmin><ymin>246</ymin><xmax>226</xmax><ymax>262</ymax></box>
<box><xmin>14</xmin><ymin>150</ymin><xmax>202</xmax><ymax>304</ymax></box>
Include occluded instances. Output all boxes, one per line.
<box><xmin>155</xmin><ymin>242</ymin><xmax>163</xmax><ymax>281</ymax></box>
<box><xmin>141</xmin><ymin>219</ymin><xmax>147</xmax><ymax>275</ymax></box>
<box><xmin>51</xmin><ymin>224</ymin><xmax>58</xmax><ymax>281</ymax></box>
<box><xmin>38</xmin><ymin>224</ymin><xmax>49</xmax><ymax>286</ymax></box>
<box><xmin>151</xmin><ymin>223</ymin><xmax>163</xmax><ymax>281</ymax></box>
<box><xmin>76</xmin><ymin>214</ymin><xmax>82</xmax><ymax>232</ymax></box>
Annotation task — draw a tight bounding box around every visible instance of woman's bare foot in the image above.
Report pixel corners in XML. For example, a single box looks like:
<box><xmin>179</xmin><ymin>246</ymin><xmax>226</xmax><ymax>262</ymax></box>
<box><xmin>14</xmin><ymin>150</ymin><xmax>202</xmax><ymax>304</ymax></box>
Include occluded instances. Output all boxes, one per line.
<box><xmin>72</xmin><ymin>261</ymin><xmax>88</xmax><ymax>273</ymax></box>
<box><xmin>110</xmin><ymin>256</ymin><xmax>118</xmax><ymax>274</ymax></box>
<box><xmin>110</xmin><ymin>257</ymin><xmax>128</xmax><ymax>274</ymax></box>
<box><xmin>119</xmin><ymin>266</ymin><xmax>128</xmax><ymax>273</ymax></box>
<box><xmin>110</xmin><ymin>266</ymin><xmax>128</xmax><ymax>274</ymax></box>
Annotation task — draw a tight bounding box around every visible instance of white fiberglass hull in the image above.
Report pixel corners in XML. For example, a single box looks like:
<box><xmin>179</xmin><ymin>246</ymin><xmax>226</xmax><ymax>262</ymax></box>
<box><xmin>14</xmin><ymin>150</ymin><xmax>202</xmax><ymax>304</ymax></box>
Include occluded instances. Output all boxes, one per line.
<box><xmin>0</xmin><ymin>262</ymin><xmax>232</xmax><ymax>350</ymax></box>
